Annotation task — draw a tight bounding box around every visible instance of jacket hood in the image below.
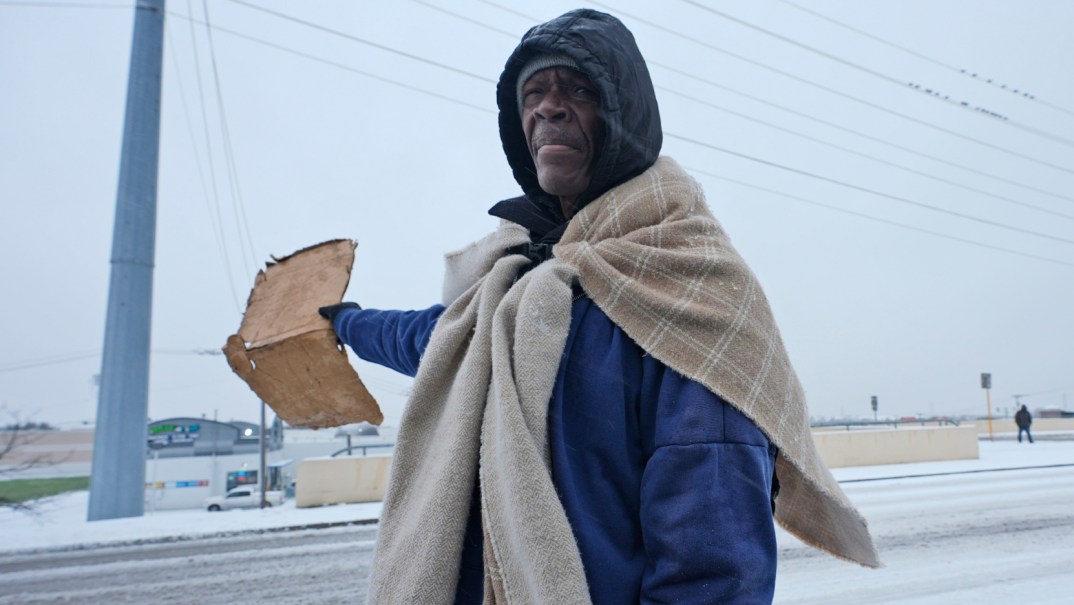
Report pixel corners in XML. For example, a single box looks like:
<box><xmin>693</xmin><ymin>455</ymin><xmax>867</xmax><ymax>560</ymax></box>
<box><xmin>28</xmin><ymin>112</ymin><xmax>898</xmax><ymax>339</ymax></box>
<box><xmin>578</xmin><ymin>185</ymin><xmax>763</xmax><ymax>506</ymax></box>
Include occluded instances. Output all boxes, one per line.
<box><xmin>496</xmin><ymin>9</ymin><xmax>662</xmax><ymax>220</ymax></box>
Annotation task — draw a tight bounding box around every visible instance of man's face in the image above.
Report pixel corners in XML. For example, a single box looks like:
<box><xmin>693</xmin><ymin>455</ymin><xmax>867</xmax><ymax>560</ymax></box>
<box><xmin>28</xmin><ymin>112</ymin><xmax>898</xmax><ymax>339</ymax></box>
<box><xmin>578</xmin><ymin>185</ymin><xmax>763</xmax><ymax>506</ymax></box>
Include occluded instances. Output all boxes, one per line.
<box><xmin>520</xmin><ymin>67</ymin><xmax>602</xmax><ymax>209</ymax></box>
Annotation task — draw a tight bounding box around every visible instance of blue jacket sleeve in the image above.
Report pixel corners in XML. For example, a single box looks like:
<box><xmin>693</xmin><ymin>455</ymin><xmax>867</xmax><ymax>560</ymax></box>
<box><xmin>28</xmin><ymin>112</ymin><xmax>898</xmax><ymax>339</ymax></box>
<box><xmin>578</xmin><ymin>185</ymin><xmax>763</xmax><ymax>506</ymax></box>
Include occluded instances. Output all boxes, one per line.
<box><xmin>638</xmin><ymin>370</ymin><xmax>778</xmax><ymax>605</ymax></box>
<box><xmin>331</xmin><ymin>304</ymin><xmax>445</xmax><ymax>377</ymax></box>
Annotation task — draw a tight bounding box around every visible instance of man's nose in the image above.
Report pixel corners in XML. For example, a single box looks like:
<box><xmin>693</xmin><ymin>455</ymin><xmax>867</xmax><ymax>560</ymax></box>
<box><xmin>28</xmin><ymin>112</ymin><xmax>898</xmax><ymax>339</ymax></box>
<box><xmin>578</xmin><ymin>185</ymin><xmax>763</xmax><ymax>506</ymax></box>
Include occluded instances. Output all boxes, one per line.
<box><xmin>534</xmin><ymin>86</ymin><xmax>570</xmax><ymax>122</ymax></box>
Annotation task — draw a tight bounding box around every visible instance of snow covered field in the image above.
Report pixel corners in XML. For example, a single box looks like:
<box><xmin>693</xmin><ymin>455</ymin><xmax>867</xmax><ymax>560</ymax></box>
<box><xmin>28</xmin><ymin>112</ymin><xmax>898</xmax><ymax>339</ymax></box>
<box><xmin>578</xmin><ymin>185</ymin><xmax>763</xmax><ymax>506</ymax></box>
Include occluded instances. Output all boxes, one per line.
<box><xmin>2</xmin><ymin>438</ymin><xmax>1072</xmax><ymax>603</ymax></box>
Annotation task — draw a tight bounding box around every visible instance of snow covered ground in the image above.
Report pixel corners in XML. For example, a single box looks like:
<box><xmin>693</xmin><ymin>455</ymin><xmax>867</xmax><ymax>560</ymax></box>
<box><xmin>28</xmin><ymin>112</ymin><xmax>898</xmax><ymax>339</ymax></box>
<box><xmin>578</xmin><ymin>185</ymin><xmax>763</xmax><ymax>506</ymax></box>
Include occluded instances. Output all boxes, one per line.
<box><xmin>0</xmin><ymin>491</ymin><xmax>383</xmax><ymax>554</ymax></box>
<box><xmin>773</xmin><ymin>438</ymin><xmax>1074</xmax><ymax>604</ymax></box>
<box><xmin>2</xmin><ymin>437</ymin><xmax>1072</xmax><ymax>603</ymax></box>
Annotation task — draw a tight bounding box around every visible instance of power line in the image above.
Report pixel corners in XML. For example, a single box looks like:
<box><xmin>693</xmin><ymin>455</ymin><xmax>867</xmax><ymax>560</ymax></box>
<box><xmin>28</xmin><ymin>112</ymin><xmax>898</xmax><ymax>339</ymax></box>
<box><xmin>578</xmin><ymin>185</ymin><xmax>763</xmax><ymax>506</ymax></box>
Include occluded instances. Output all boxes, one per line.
<box><xmin>167</xmin><ymin>2</ymin><xmax>497</xmax><ymax>308</ymax></box>
<box><xmin>0</xmin><ymin>1</ymin><xmax>128</xmax><ymax>8</ymax></box>
<box><xmin>173</xmin><ymin>4</ymin><xmax>1072</xmax><ymax>262</ymax></box>
<box><xmin>461</xmin><ymin>0</ymin><xmax>1074</xmax><ymax>207</ymax></box>
<box><xmin>1011</xmin><ymin>384</ymin><xmax>1074</xmax><ymax>398</ymax></box>
<box><xmin>472</xmin><ymin>0</ymin><xmax>537</xmax><ymax>22</ymax></box>
<box><xmin>0</xmin><ymin>352</ymin><xmax>100</xmax><ymax>373</ymax></box>
<box><xmin>586</xmin><ymin>0</ymin><xmax>1074</xmax><ymax>179</ymax></box>
<box><xmin>13</xmin><ymin>1</ymin><xmax>1074</xmax><ymax>240</ymax></box>
<box><xmin>412</xmin><ymin>2</ymin><xmax>1074</xmax><ymax>237</ymax></box>
<box><xmin>224</xmin><ymin>0</ymin><xmax>496</xmax><ymax>85</ymax></box>
<box><xmin>661</xmin><ymin>85</ymin><xmax>1074</xmax><ymax>222</ymax></box>
<box><xmin>401</xmin><ymin>0</ymin><xmax>1074</xmax><ymax>253</ymax></box>
<box><xmin>183</xmin><ymin>0</ymin><xmax>244</xmax><ymax>312</ymax></box>
<box><xmin>165</xmin><ymin>20</ymin><xmax>215</xmax><ymax>248</ymax></box>
<box><xmin>0</xmin><ymin>349</ymin><xmax>223</xmax><ymax>373</ymax></box>
<box><xmin>201</xmin><ymin>0</ymin><xmax>258</xmax><ymax>280</ymax></box>
<box><xmin>354</xmin><ymin>373</ymin><xmax>414</xmax><ymax>398</ymax></box>
<box><xmin>687</xmin><ymin>165</ymin><xmax>1074</xmax><ymax>269</ymax></box>
<box><xmin>415</xmin><ymin>0</ymin><xmax>517</xmax><ymax>37</ymax></box>
<box><xmin>667</xmin><ymin>132</ymin><xmax>1074</xmax><ymax>247</ymax></box>
<box><xmin>678</xmin><ymin>0</ymin><xmax>1074</xmax><ymax>147</ymax></box>
<box><xmin>168</xmin><ymin>11</ymin><xmax>244</xmax><ymax>314</ymax></box>
<box><xmin>649</xmin><ymin>60</ymin><xmax>1074</xmax><ymax>207</ymax></box>
<box><xmin>378</xmin><ymin>1</ymin><xmax>1074</xmax><ymax>259</ymax></box>
<box><xmin>166</xmin><ymin>10</ymin><xmax>495</xmax><ymax>114</ymax></box>
<box><xmin>774</xmin><ymin>0</ymin><xmax>1074</xmax><ymax>120</ymax></box>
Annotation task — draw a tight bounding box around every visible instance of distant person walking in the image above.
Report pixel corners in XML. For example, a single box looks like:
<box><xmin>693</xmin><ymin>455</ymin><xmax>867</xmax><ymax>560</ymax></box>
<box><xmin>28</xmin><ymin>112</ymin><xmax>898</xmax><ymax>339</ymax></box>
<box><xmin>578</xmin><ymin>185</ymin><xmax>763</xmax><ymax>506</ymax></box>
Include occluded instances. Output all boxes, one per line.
<box><xmin>1015</xmin><ymin>405</ymin><xmax>1034</xmax><ymax>443</ymax></box>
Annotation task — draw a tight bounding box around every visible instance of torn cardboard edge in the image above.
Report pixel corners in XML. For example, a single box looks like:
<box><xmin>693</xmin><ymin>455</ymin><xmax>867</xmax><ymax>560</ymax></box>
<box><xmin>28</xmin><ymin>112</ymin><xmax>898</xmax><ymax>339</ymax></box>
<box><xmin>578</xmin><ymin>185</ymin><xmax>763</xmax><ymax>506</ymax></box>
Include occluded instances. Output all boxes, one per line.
<box><xmin>223</xmin><ymin>239</ymin><xmax>383</xmax><ymax>429</ymax></box>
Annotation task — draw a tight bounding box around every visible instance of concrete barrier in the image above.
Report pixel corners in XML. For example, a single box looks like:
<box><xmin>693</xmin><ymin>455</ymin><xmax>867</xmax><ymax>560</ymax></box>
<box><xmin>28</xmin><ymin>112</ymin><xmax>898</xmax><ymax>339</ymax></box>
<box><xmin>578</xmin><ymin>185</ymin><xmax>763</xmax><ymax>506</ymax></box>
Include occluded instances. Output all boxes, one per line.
<box><xmin>293</xmin><ymin>426</ymin><xmax>988</xmax><ymax>498</ymax></box>
<box><xmin>974</xmin><ymin>417</ymin><xmax>1074</xmax><ymax>436</ymax></box>
<box><xmin>295</xmin><ymin>455</ymin><xmax>392</xmax><ymax>508</ymax></box>
<box><xmin>812</xmin><ymin>425</ymin><xmax>980</xmax><ymax>468</ymax></box>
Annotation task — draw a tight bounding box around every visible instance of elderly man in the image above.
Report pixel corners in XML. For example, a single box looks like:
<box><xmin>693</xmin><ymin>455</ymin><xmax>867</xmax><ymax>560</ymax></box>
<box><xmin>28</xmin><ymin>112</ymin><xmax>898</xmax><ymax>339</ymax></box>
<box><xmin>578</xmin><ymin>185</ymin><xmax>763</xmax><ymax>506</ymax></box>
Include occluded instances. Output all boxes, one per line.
<box><xmin>321</xmin><ymin>9</ymin><xmax>877</xmax><ymax>605</ymax></box>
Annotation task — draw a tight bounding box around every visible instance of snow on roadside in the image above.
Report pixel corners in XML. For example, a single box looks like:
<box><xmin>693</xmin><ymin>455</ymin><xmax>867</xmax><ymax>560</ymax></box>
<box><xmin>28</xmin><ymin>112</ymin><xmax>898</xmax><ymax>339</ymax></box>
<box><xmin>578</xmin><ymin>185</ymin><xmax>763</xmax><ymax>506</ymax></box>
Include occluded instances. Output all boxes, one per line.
<box><xmin>0</xmin><ymin>493</ymin><xmax>383</xmax><ymax>554</ymax></box>
<box><xmin>2</xmin><ymin>438</ymin><xmax>1070</xmax><ymax>555</ymax></box>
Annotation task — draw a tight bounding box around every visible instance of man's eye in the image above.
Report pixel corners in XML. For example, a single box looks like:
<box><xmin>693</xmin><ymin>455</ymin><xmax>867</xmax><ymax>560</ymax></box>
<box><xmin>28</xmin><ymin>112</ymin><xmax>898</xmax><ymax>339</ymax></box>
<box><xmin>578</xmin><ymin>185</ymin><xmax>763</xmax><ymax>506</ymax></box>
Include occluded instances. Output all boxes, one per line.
<box><xmin>522</xmin><ymin>89</ymin><xmax>543</xmax><ymax>106</ymax></box>
<box><xmin>572</xmin><ymin>87</ymin><xmax>598</xmax><ymax>101</ymax></box>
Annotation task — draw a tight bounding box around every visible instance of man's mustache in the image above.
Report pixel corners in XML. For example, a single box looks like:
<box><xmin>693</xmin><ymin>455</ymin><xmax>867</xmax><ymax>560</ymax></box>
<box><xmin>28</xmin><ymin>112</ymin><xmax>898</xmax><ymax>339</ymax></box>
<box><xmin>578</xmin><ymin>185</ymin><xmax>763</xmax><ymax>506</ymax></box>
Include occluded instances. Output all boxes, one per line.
<box><xmin>531</xmin><ymin>126</ymin><xmax>587</xmax><ymax>151</ymax></box>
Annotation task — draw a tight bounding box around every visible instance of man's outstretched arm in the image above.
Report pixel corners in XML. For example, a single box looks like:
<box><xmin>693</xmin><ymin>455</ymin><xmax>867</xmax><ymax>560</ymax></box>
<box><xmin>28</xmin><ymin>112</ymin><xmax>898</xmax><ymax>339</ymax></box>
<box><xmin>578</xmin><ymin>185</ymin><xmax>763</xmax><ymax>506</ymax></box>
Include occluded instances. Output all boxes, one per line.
<box><xmin>320</xmin><ymin>303</ymin><xmax>445</xmax><ymax>377</ymax></box>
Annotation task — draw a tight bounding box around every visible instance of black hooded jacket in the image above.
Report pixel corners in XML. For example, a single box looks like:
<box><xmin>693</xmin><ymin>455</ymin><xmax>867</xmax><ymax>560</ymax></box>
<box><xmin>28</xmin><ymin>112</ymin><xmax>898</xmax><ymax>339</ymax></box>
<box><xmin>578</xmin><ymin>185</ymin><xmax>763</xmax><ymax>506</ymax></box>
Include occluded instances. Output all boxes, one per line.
<box><xmin>1015</xmin><ymin>406</ymin><xmax>1032</xmax><ymax>428</ymax></box>
<box><xmin>489</xmin><ymin>9</ymin><xmax>663</xmax><ymax>246</ymax></box>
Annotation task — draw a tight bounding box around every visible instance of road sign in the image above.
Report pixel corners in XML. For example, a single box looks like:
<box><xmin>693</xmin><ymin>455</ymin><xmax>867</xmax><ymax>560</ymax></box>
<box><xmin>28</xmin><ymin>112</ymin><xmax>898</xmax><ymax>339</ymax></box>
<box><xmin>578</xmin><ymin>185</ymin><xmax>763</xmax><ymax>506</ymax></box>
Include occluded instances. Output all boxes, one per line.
<box><xmin>981</xmin><ymin>373</ymin><xmax>994</xmax><ymax>440</ymax></box>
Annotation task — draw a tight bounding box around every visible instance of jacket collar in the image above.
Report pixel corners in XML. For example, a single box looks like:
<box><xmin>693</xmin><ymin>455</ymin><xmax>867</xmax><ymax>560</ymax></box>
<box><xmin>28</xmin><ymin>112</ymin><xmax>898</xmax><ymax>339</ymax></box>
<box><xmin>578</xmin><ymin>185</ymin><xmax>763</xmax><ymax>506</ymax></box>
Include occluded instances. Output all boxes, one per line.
<box><xmin>488</xmin><ymin>195</ymin><xmax>567</xmax><ymax>244</ymax></box>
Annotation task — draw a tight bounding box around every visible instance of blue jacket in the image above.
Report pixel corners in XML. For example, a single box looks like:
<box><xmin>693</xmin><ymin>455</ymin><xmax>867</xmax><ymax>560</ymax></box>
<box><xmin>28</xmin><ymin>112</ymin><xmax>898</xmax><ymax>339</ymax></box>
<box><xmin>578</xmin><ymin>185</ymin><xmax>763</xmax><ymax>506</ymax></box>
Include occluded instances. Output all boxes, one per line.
<box><xmin>333</xmin><ymin>296</ymin><xmax>777</xmax><ymax>604</ymax></box>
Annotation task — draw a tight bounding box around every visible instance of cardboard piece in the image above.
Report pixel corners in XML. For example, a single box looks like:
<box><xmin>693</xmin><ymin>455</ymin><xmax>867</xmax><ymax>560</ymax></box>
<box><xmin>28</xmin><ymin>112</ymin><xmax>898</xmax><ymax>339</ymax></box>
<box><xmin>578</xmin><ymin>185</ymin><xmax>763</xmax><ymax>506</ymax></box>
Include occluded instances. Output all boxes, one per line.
<box><xmin>223</xmin><ymin>239</ymin><xmax>382</xmax><ymax>428</ymax></box>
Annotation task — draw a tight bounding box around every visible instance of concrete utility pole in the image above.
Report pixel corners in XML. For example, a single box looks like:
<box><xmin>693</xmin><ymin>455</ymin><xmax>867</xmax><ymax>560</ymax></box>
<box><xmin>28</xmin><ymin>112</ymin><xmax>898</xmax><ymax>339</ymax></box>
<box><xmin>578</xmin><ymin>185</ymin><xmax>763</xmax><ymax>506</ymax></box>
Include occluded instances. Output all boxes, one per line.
<box><xmin>88</xmin><ymin>0</ymin><xmax>166</xmax><ymax>522</ymax></box>
<box><xmin>259</xmin><ymin>402</ymin><xmax>268</xmax><ymax>509</ymax></box>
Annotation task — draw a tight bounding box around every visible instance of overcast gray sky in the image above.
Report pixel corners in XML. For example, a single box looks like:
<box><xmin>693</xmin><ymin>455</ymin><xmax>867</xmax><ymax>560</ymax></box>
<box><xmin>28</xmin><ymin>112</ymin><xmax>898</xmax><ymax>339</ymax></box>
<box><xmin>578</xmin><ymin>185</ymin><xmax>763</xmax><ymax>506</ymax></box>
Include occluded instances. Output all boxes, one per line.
<box><xmin>2</xmin><ymin>0</ymin><xmax>1072</xmax><ymax>429</ymax></box>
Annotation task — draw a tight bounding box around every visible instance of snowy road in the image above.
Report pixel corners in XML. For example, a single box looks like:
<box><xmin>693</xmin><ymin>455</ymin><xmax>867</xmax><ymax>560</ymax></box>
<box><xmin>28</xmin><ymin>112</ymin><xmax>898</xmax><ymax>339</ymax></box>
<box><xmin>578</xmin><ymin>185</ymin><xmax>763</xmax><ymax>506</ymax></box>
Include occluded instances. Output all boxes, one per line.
<box><xmin>2</xmin><ymin>464</ymin><xmax>1071</xmax><ymax>603</ymax></box>
<box><xmin>773</xmin><ymin>465</ymin><xmax>1074</xmax><ymax>604</ymax></box>
<box><xmin>0</xmin><ymin>525</ymin><xmax>379</xmax><ymax>604</ymax></box>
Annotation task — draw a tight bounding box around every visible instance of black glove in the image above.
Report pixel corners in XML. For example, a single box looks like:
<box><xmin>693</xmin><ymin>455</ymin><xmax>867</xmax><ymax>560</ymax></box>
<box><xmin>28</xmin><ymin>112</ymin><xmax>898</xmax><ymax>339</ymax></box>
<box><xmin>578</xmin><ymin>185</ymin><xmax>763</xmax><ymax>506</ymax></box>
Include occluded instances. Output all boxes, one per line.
<box><xmin>318</xmin><ymin>302</ymin><xmax>361</xmax><ymax>323</ymax></box>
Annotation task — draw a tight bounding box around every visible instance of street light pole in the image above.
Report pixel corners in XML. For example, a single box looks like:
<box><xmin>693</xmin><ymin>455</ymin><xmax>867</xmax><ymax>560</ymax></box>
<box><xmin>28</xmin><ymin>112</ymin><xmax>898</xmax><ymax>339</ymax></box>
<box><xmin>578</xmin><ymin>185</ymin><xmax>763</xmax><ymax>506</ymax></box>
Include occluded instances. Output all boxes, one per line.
<box><xmin>259</xmin><ymin>400</ymin><xmax>267</xmax><ymax>509</ymax></box>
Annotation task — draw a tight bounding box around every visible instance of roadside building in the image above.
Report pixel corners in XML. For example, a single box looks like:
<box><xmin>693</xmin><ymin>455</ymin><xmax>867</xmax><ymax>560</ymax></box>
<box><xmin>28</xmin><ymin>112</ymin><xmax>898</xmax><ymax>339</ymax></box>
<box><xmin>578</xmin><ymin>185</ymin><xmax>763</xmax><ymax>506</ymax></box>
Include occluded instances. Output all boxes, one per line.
<box><xmin>145</xmin><ymin>417</ymin><xmax>290</xmax><ymax>511</ymax></box>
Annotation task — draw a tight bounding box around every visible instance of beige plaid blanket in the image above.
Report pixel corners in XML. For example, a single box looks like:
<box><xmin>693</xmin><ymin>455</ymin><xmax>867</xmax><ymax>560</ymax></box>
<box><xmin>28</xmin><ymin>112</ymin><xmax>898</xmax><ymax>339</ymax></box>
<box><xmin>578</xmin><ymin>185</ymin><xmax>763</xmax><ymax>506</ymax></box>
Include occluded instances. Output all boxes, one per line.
<box><xmin>365</xmin><ymin>157</ymin><xmax>879</xmax><ymax>605</ymax></box>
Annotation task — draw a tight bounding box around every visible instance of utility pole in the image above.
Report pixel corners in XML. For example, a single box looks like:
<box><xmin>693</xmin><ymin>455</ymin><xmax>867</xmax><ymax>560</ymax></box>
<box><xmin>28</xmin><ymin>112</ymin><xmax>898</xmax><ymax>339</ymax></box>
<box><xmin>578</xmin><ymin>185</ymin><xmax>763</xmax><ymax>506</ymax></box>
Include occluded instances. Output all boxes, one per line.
<box><xmin>259</xmin><ymin>401</ymin><xmax>268</xmax><ymax>509</ymax></box>
<box><xmin>88</xmin><ymin>0</ymin><xmax>166</xmax><ymax>522</ymax></box>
